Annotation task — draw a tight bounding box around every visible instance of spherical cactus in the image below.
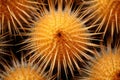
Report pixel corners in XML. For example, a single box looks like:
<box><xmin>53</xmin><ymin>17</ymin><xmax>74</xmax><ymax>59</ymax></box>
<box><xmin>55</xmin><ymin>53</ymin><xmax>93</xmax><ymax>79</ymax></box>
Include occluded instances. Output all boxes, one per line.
<box><xmin>0</xmin><ymin>0</ymin><xmax>38</xmax><ymax>35</ymax></box>
<box><xmin>22</xmin><ymin>0</ymin><xmax>101</xmax><ymax>79</ymax></box>
<box><xmin>84</xmin><ymin>0</ymin><xmax>120</xmax><ymax>37</ymax></box>
<box><xmin>80</xmin><ymin>44</ymin><xmax>120</xmax><ymax>80</ymax></box>
<box><xmin>0</xmin><ymin>54</ymin><xmax>53</xmax><ymax>80</ymax></box>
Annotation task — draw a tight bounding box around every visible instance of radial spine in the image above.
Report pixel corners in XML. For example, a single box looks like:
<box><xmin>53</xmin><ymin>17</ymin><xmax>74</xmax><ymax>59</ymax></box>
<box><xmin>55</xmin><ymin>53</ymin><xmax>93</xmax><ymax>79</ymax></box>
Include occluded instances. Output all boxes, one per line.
<box><xmin>22</xmin><ymin>0</ymin><xmax>100</xmax><ymax>79</ymax></box>
<box><xmin>80</xmin><ymin>44</ymin><xmax>120</xmax><ymax>80</ymax></box>
<box><xmin>84</xmin><ymin>0</ymin><xmax>120</xmax><ymax>37</ymax></box>
<box><xmin>0</xmin><ymin>0</ymin><xmax>38</xmax><ymax>35</ymax></box>
<box><xmin>0</xmin><ymin>54</ymin><xmax>52</xmax><ymax>80</ymax></box>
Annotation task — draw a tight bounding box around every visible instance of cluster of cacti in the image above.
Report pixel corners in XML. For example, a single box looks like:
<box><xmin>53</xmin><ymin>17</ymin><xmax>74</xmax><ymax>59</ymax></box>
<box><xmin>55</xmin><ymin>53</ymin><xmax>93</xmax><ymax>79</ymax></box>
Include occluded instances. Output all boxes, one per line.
<box><xmin>0</xmin><ymin>0</ymin><xmax>120</xmax><ymax>80</ymax></box>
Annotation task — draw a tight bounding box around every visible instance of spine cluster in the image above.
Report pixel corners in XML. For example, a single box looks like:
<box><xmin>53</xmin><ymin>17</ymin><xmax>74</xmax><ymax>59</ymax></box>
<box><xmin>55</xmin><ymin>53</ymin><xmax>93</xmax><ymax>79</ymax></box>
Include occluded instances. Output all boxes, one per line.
<box><xmin>0</xmin><ymin>0</ymin><xmax>119</xmax><ymax>80</ymax></box>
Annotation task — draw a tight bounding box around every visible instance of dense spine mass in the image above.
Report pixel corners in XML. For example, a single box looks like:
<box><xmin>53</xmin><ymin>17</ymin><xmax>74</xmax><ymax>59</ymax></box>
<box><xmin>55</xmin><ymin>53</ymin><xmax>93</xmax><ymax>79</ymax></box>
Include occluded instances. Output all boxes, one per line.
<box><xmin>22</xmin><ymin>0</ymin><xmax>100</xmax><ymax>79</ymax></box>
<box><xmin>0</xmin><ymin>0</ymin><xmax>38</xmax><ymax>35</ymax></box>
<box><xmin>0</xmin><ymin>54</ymin><xmax>52</xmax><ymax>80</ymax></box>
<box><xmin>0</xmin><ymin>0</ymin><xmax>120</xmax><ymax>80</ymax></box>
<box><xmin>84</xmin><ymin>0</ymin><xmax>120</xmax><ymax>37</ymax></box>
<box><xmin>80</xmin><ymin>45</ymin><xmax>120</xmax><ymax>80</ymax></box>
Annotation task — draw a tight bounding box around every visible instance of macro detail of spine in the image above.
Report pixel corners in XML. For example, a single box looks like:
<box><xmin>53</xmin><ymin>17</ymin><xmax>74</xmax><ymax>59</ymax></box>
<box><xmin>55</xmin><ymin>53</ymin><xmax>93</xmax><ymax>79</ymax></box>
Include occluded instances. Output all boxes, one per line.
<box><xmin>0</xmin><ymin>0</ymin><xmax>38</xmax><ymax>35</ymax></box>
<box><xmin>23</xmin><ymin>0</ymin><xmax>100</xmax><ymax>79</ymax></box>
<box><xmin>84</xmin><ymin>0</ymin><xmax>120</xmax><ymax>37</ymax></box>
<box><xmin>0</xmin><ymin>33</ymin><xmax>8</xmax><ymax>54</ymax></box>
<box><xmin>80</xmin><ymin>45</ymin><xmax>120</xmax><ymax>80</ymax></box>
<box><xmin>0</xmin><ymin>55</ymin><xmax>51</xmax><ymax>80</ymax></box>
